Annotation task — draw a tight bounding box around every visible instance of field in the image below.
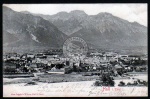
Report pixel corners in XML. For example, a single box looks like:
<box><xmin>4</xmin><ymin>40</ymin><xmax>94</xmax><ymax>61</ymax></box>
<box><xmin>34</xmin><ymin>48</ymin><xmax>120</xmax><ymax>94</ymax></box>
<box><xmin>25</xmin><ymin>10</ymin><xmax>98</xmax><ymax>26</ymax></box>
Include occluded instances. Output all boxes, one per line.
<box><xmin>3</xmin><ymin>71</ymin><xmax>148</xmax><ymax>97</ymax></box>
<box><xmin>3</xmin><ymin>71</ymin><xmax>147</xmax><ymax>84</ymax></box>
<box><xmin>3</xmin><ymin>79</ymin><xmax>148</xmax><ymax>97</ymax></box>
<box><xmin>3</xmin><ymin>72</ymin><xmax>99</xmax><ymax>85</ymax></box>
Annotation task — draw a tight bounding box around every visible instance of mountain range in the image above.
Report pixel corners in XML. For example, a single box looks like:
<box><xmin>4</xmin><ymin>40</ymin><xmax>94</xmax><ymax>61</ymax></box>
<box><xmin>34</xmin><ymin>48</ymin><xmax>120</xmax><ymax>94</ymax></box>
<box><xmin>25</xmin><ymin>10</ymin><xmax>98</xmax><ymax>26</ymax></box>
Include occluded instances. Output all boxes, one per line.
<box><xmin>3</xmin><ymin>6</ymin><xmax>147</xmax><ymax>54</ymax></box>
<box><xmin>3</xmin><ymin>6</ymin><xmax>67</xmax><ymax>52</ymax></box>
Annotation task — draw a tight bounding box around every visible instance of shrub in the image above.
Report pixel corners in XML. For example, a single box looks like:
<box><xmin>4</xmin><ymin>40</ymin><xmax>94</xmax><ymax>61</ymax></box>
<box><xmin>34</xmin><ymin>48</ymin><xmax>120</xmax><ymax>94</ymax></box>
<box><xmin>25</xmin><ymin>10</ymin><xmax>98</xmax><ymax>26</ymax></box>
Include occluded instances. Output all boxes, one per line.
<box><xmin>118</xmin><ymin>81</ymin><xmax>125</xmax><ymax>86</ymax></box>
<box><xmin>94</xmin><ymin>81</ymin><xmax>100</xmax><ymax>86</ymax></box>
<box><xmin>127</xmin><ymin>82</ymin><xmax>131</xmax><ymax>85</ymax></box>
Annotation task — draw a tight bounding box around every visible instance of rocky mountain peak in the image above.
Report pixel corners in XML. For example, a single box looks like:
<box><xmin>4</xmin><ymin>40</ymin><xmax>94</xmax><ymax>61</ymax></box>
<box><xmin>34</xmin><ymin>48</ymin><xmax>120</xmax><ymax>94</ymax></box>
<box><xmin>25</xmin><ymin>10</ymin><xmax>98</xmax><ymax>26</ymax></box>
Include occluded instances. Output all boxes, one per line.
<box><xmin>70</xmin><ymin>10</ymin><xmax>87</xmax><ymax>15</ymax></box>
<box><xmin>55</xmin><ymin>11</ymin><xmax>69</xmax><ymax>15</ymax></box>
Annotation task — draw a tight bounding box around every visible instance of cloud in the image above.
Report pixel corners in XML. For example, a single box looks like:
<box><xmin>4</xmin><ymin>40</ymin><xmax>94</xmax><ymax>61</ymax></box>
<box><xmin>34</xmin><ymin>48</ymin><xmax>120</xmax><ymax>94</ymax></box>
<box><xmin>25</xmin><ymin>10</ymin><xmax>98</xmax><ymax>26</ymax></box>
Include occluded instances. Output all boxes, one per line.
<box><xmin>3</xmin><ymin>4</ymin><xmax>147</xmax><ymax>26</ymax></box>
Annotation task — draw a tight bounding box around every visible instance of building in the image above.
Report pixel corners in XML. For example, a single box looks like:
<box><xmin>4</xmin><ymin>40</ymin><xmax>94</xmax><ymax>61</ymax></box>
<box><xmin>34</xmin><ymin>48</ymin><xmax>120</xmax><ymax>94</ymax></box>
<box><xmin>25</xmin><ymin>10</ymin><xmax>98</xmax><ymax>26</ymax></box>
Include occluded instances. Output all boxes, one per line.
<box><xmin>90</xmin><ymin>52</ymin><xmax>103</xmax><ymax>56</ymax></box>
<box><xmin>114</xmin><ymin>64</ymin><xmax>123</xmax><ymax>73</ymax></box>
<box><xmin>46</xmin><ymin>67</ymin><xmax>65</xmax><ymax>74</ymax></box>
<box><xmin>36</xmin><ymin>53</ymin><xmax>47</xmax><ymax>59</ymax></box>
<box><xmin>27</xmin><ymin>54</ymin><xmax>35</xmax><ymax>59</ymax></box>
<box><xmin>4</xmin><ymin>53</ymin><xmax>20</xmax><ymax>60</ymax></box>
<box><xmin>119</xmin><ymin>55</ymin><xmax>128</xmax><ymax>60</ymax></box>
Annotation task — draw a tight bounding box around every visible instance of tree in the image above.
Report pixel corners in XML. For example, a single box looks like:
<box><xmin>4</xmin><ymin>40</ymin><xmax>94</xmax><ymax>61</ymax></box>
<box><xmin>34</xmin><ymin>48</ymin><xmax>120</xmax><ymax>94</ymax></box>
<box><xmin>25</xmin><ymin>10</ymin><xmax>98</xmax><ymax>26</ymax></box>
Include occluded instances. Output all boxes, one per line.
<box><xmin>102</xmin><ymin>73</ymin><xmax>115</xmax><ymax>86</ymax></box>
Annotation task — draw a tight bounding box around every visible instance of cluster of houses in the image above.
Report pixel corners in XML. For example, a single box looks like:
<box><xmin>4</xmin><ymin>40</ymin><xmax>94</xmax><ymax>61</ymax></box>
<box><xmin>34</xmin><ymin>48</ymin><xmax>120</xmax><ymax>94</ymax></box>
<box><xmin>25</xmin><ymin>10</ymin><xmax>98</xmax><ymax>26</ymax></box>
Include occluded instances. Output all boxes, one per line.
<box><xmin>3</xmin><ymin>50</ymin><xmax>147</xmax><ymax>76</ymax></box>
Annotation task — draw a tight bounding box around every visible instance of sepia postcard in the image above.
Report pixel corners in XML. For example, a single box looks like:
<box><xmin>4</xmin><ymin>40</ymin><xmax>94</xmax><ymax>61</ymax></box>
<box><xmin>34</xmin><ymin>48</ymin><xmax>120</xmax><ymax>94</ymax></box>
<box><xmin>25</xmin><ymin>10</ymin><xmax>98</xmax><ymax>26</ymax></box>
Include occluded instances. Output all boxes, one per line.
<box><xmin>3</xmin><ymin>4</ymin><xmax>148</xmax><ymax>97</ymax></box>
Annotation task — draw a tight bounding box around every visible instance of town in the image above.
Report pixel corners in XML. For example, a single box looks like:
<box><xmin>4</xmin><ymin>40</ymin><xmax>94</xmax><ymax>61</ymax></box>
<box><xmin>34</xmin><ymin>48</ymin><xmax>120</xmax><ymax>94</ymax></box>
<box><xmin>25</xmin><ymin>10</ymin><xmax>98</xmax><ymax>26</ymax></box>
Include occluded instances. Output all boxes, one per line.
<box><xmin>3</xmin><ymin>48</ymin><xmax>148</xmax><ymax>86</ymax></box>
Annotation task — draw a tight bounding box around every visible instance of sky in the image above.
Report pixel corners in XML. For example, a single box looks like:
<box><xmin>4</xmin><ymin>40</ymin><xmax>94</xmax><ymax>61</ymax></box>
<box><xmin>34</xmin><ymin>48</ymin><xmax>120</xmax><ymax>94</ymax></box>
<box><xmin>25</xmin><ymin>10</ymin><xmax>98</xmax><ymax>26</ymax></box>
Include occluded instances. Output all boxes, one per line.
<box><xmin>3</xmin><ymin>4</ymin><xmax>147</xmax><ymax>26</ymax></box>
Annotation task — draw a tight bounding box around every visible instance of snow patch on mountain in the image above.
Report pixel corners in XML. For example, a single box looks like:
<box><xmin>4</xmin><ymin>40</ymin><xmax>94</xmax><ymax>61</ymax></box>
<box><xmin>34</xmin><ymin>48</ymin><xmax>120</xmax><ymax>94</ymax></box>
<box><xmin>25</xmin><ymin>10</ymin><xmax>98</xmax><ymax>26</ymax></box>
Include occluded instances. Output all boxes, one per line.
<box><xmin>30</xmin><ymin>33</ymin><xmax>40</xmax><ymax>43</ymax></box>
